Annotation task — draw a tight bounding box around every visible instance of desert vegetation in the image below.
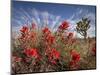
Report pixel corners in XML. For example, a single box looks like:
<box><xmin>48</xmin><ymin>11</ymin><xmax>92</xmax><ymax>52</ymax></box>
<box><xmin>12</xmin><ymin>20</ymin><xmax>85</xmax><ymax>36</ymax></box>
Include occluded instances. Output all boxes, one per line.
<box><xmin>11</xmin><ymin>17</ymin><xmax>96</xmax><ymax>74</ymax></box>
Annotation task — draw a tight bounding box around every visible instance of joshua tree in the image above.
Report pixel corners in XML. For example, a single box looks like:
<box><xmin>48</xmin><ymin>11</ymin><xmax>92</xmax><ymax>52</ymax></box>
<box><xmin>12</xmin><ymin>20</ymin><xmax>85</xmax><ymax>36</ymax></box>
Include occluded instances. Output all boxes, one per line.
<box><xmin>76</xmin><ymin>18</ymin><xmax>90</xmax><ymax>40</ymax></box>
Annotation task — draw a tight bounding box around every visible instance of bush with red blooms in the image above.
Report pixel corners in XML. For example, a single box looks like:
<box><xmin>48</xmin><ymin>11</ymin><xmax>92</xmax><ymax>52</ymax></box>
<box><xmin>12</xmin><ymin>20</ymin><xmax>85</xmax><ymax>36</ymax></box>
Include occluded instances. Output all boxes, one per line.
<box><xmin>23</xmin><ymin>48</ymin><xmax>39</xmax><ymax>58</ymax></box>
<box><xmin>69</xmin><ymin>50</ymin><xmax>80</xmax><ymax>69</ymax></box>
<box><xmin>48</xmin><ymin>48</ymin><xmax>60</xmax><ymax>64</ymax></box>
<box><xmin>58</xmin><ymin>21</ymin><xmax>69</xmax><ymax>31</ymax></box>
<box><xmin>20</xmin><ymin>26</ymin><xmax>29</xmax><ymax>33</ymax></box>
<box><xmin>11</xmin><ymin>20</ymin><xmax>96</xmax><ymax>73</ymax></box>
<box><xmin>42</xmin><ymin>27</ymin><xmax>51</xmax><ymax>34</ymax></box>
<box><xmin>70</xmin><ymin>50</ymin><xmax>80</xmax><ymax>62</ymax></box>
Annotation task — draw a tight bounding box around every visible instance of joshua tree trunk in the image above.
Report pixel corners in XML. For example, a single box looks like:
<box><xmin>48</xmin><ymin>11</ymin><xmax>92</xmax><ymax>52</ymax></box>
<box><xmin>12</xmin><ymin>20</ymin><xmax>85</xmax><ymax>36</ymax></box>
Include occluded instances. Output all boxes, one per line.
<box><xmin>84</xmin><ymin>31</ymin><xmax>87</xmax><ymax>40</ymax></box>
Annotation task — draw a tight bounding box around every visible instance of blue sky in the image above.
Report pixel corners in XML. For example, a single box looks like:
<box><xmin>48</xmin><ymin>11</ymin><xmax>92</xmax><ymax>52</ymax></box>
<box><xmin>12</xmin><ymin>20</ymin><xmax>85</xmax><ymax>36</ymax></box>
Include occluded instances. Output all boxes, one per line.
<box><xmin>11</xmin><ymin>1</ymin><xmax>96</xmax><ymax>38</ymax></box>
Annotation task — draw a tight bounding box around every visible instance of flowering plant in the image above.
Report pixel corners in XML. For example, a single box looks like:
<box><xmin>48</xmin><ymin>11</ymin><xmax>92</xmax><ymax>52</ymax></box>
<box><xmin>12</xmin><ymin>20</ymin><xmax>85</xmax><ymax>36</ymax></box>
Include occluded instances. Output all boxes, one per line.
<box><xmin>12</xmin><ymin>20</ymin><xmax>96</xmax><ymax>74</ymax></box>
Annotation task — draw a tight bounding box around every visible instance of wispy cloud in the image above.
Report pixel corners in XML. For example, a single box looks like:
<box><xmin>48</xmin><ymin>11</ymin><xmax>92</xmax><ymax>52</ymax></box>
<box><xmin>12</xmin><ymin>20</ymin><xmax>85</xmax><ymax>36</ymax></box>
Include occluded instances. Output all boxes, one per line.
<box><xmin>12</xmin><ymin>8</ymin><xmax>62</xmax><ymax>32</ymax></box>
<box><xmin>12</xmin><ymin>7</ymin><xmax>96</xmax><ymax>38</ymax></box>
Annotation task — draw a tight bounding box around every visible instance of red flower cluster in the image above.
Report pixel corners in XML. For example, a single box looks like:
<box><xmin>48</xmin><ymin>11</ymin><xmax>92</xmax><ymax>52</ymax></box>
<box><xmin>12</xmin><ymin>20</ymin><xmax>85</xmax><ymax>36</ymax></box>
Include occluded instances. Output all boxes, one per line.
<box><xmin>49</xmin><ymin>48</ymin><xmax>60</xmax><ymax>64</ymax></box>
<box><xmin>70</xmin><ymin>50</ymin><xmax>80</xmax><ymax>62</ymax></box>
<box><xmin>24</xmin><ymin>48</ymin><xmax>39</xmax><ymax>58</ymax></box>
<box><xmin>42</xmin><ymin>27</ymin><xmax>51</xmax><ymax>34</ymax></box>
<box><xmin>12</xmin><ymin>19</ymin><xmax>96</xmax><ymax>72</ymax></box>
<box><xmin>20</xmin><ymin>26</ymin><xmax>28</xmax><ymax>33</ymax></box>
<box><xmin>69</xmin><ymin>50</ymin><xmax>80</xmax><ymax>69</ymax></box>
<box><xmin>46</xmin><ymin>34</ymin><xmax>55</xmax><ymax>45</ymax></box>
<box><xmin>51</xmin><ymin>48</ymin><xmax>60</xmax><ymax>59</ymax></box>
<box><xmin>20</xmin><ymin>26</ymin><xmax>29</xmax><ymax>39</ymax></box>
<box><xmin>59</xmin><ymin>21</ymin><xmax>69</xmax><ymax>30</ymax></box>
<box><xmin>42</xmin><ymin>27</ymin><xmax>55</xmax><ymax>45</ymax></box>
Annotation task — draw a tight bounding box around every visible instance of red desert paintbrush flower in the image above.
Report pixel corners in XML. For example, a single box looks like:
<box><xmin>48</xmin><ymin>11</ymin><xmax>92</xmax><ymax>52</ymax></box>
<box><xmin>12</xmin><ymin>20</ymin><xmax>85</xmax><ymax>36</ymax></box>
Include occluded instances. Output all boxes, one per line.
<box><xmin>46</xmin><ymin>34</ymin><xmax>55</xmax><ymax>44</ymax></box>
<box><xmin>59</xmin><ymin>21</ymin><xmax>69</xmax><ymax>30</ymax></box>
<box><xmin>24</xmin><ymin>48</ymin><xmax>39</xmax><ymax>58</ymax></box>
<box><xmin>20</xmin><ymin>26</ymin><xmax>29</xmax><ymax>39</ymax></box>
<box><xmin>42</xmin><ymin>27</ymin><xmax>51</xmax><ymax>34</ymax></box>
<box><xmin>48</xmin><ymin>48</ymin><xmax>60</xmax><ymax>64</ymax></box>
<box><xmin>69</xmin><ymin>50</ymin><xmax>80</xmax><ymax>69</ymax></box>
<box><xmin>50</xmin><ymin>48</ymin><xmax>60</xmax><ymax>60</ymax></box>
<box><xmin>53</xmin><ymin>49</ymin><xmax>60</xmax><ymax>59</ymax></box>
<box><xmin>20</xmin><ymin>26</ymin><xmax>28</xmax><ymax>33</ymax></box>
<box><xmin>70</xmin><ymin>50</ymin><xmax>80</xmax><ymax>62</ymax></box>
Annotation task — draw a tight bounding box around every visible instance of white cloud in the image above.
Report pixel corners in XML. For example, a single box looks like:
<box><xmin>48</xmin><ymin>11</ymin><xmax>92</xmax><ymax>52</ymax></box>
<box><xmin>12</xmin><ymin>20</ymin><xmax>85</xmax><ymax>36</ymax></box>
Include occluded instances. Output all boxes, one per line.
<box><xmin>87</xmin><ymin>26</ymin><xmax>96</xmax><ymax>37</ymax></box>
<box><xmin>41</xmin><ymin>11</ymin><xmax>49</xmax><ymax>27</ymax></box>
<box><xmin>12</xmin><ymin>7</ymin><xmax>96</xmax><ymax>38</ymax></box>
<box><xmin>32</xmin><ymin>8</ymin><xmax>41</xmax><ymax>26</ymax></box>
<box><xmin>69</xmin><ymin>14</ymin><xmax>75</xmax><ymax>20</ymax></box>
<box><xmin>12</xmin><ymin>8</ymin><xmax>62</xmax><ymax>32</ymax></box>
<box><xmin>12</xmin><ymin>26</ymin><xmax>22</xmax><ymax>38</ymax></box>
<box><xmin>51</xmin><ymin>16</ymin><xmax>61</xmax><ymax>30</ymax></box>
